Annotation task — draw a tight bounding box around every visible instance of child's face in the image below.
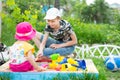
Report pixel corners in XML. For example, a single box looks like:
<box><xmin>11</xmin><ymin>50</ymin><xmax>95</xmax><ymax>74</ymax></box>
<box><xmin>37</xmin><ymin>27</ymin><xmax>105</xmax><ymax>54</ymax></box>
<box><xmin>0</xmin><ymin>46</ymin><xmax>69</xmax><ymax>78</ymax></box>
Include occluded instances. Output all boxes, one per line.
<box><xmin>46</xmin><ymin>17</ymin><xmax>60</xmax><ymax>29</ymax></box>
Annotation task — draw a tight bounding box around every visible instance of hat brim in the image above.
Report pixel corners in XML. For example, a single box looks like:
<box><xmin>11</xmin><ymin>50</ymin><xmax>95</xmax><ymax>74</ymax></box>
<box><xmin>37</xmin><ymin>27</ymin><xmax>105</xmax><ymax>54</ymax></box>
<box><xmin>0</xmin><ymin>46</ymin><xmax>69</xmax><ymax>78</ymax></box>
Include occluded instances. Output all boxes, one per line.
<box><xmin>15</xmin><ymin>29</ymin><xmax>36</xmax><ymax>41</ymax></box>
<box><xmin>44</xmin><ymin>15</ymin><xmax>57</xmax><ymax>20</ymax></box>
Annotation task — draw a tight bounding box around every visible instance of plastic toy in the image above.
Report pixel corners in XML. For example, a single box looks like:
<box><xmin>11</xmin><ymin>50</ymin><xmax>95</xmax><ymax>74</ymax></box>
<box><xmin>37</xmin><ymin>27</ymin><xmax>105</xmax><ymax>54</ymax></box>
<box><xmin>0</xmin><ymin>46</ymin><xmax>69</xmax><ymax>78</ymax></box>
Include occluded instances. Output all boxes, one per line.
<box><xmin>105</xmin><ymin>55</ymin><xmax>120</xmax><ymax>71</ymax></box>
<box><xmin>49</xmin><ymin>53</ymin><xmax>86</xmax><ymax>71</ymax></box>
<box><xmin>49</xmin><ymin>61</ymin><xmax>59</xmax><ymax>69</ymax></box>
<box><xmin>50</xmin><ymin>54</ymin><xmax>60</xmax><ymax>60</ymax></box>
<box><xmin>67</xmin><ymin>58</ymin><xmax>86</xmax><ymax>70</ymax></box>
<box><xmin>59</xmin><ymin>57</ymin><xmax>68</xmax><ymax>64</ymax></box>
<box><xmin>61</xmin><ymin>63</ymin><xmax>77</xmax><ymax>71</ymax></box>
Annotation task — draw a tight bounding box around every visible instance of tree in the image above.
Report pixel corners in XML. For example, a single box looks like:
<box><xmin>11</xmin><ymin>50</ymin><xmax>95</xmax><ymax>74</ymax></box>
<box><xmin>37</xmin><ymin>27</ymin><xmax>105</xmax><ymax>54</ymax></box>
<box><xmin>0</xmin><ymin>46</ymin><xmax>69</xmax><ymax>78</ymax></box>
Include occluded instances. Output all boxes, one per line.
<box><xmin>90</xmin><ymin>0</ymin><xmax>110</xmax><ymax>23</ymax></box>
<box><xmin>70</xmin><ymin>0</ymin><xmax>88</xmax><ymax>22</ymax></box>
<box><xmin>54</xmin><ymin>0</ymin><xmax>60</xmax><ymax>9</ymax></box>
<box><xmin>61</xmin><ymin>0</ymin><xmax>111</xmax><ymax>23</ymax></box>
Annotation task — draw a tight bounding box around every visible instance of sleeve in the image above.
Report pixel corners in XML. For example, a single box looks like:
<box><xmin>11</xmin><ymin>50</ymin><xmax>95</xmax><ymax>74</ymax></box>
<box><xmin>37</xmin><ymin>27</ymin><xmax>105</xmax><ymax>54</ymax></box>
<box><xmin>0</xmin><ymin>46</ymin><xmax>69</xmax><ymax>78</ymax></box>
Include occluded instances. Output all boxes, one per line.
<box><xmin>22</xmin><ymin>42</ymin><xmax>35</xmax><ymax>56</ymax></box>
<box><xmin>64</xmin><ymin>21</ymin><xmax>74</xmax><ymax>34</ymax></box>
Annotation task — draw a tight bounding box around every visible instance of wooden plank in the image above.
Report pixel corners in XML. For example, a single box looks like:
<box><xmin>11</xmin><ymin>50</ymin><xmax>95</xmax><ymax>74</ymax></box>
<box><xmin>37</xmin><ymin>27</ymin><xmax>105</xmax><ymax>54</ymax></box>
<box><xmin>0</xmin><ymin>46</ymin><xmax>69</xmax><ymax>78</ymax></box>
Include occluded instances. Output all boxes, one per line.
<box><xmin>0</xmin><ymin>61</ymin><xmax>10</xmax><ymax>71</ymax></box>
<box><xmin>85</xmin><ymin>59</ymin><xmax>99</xmax><ymax>73</ymax></box>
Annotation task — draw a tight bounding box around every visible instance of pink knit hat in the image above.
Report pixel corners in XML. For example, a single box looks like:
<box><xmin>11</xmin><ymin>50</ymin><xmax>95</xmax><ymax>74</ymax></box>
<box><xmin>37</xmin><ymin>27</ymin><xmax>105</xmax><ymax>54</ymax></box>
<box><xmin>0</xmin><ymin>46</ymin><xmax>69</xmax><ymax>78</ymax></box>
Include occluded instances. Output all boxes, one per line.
<box><xmin>15</xmin><ymin>22</ymin><xmax>36</xmax><ymax>41</ymax></box>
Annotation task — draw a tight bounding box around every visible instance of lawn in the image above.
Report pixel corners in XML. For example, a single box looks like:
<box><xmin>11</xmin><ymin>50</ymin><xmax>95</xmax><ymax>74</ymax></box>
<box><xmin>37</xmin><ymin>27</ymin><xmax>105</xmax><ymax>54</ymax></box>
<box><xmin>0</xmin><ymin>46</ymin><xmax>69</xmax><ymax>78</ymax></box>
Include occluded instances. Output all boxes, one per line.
<box><xmin>92</xmin><ymin>58</ymin><xmax>120</xmax><ymax>80</ymax></box>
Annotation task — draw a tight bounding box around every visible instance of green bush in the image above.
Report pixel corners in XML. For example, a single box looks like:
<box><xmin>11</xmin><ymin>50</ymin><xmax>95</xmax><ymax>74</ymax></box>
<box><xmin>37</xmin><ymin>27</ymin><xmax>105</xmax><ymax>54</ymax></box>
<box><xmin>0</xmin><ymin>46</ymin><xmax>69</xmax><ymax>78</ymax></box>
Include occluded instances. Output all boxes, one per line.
<box><xmin>67</xmin><ymin>18</ymin><xmax>120</xmax><ymax>45</ymax></box>
<box><xmin>1</xmin><ymin>0</ymin><xmax>45</xmax><ymax>45</ymax></box>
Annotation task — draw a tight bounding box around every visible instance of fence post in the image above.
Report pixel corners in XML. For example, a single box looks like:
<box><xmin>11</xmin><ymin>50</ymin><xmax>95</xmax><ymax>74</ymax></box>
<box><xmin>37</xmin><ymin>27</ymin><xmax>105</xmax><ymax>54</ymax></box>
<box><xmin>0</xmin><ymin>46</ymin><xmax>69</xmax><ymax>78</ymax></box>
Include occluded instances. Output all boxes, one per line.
<box><xmin>81</xmin><ymin>45</ymin><xmax>85</xmax><ymax>59</ymax></box>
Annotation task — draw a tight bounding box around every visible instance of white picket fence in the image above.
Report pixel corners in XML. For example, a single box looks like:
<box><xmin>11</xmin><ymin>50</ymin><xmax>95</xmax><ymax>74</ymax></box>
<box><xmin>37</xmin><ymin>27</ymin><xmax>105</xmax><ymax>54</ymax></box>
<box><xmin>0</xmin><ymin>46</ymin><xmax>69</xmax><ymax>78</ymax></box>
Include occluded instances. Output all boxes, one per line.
<box><xmin>74</xmin><ymin>44</ymin><xmax>120</xmax><ymax>60</ymax></box>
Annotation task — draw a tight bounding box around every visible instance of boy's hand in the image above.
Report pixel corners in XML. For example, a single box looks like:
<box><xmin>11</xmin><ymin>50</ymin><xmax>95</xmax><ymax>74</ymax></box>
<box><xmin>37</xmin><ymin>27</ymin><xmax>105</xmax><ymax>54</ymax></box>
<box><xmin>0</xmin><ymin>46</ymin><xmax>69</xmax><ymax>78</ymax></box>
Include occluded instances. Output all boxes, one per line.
<box><xmin>50</xmin><ymin>44</ymin><xmax>62</xmax><ymax>49</ymax></box>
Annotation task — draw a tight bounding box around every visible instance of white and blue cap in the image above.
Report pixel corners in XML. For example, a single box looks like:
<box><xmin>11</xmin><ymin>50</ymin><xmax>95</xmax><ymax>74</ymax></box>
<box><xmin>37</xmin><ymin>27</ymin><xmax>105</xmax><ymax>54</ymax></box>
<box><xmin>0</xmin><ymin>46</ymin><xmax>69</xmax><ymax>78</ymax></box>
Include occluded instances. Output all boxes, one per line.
<box><xmin>44</xmin><ymin>8</ymin><xmax>61</xmax><ymax>20</ymax></box>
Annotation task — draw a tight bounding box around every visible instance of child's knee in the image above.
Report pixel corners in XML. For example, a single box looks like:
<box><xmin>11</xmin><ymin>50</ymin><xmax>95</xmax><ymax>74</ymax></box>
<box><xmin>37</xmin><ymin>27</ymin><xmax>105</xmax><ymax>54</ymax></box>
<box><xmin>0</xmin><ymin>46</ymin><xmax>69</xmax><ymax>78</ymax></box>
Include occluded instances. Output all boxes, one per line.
<box><xmin>43</xmin><ymin>48</ymin><xmax>53</xmax><ymax>56</ymax></box>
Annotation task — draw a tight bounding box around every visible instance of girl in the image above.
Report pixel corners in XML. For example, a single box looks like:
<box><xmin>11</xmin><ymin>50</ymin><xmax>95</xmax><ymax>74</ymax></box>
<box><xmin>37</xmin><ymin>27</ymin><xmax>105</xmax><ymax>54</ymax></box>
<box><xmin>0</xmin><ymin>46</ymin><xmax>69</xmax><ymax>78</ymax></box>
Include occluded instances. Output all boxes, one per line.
<box><xmin>9</xmin><ymin>22</ymin><xmax>45</xmax><ymax>72</ymax></box>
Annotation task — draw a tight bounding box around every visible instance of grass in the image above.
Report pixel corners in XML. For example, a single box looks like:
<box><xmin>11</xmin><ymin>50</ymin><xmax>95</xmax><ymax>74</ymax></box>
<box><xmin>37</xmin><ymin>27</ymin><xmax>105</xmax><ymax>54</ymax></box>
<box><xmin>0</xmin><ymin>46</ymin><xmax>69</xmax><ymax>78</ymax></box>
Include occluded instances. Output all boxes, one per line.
<box><xmin>52</xmin><ymin>72</ymin><xmax>98</xmax><ymax>80</ymax></box>
<box><xmin>92</xmin><ymin>58</ymin><xmax>120</xmax><ymax>80</ymax></box>
<box><xmin>0</xmin><ymin>73</ymin><xmax>10</xmax><ymax>80</ymax></box>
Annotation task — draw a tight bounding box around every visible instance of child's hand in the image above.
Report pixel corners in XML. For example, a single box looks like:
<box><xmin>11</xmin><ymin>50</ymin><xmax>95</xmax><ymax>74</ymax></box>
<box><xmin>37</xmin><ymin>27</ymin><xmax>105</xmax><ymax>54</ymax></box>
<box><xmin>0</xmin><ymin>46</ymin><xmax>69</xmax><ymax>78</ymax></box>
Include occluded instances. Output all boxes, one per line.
<box><xmin>35</xmin><ymin>51</ymin><xmax>43</xmax><ymax>62</ymax></box>
<box><xmin>50</xmin><ymin>44</ymin><xmax>63</xmax><ymax>49</ymax></box>
<box><xmin>36</xmin><ymin>50</ymin><xmax>43</xmax><ymax>57</ymax></box>
<box><xmin>36</xmin><ymin>66</ymin><xmax>46</xmax><ymax>72</ymax></box>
